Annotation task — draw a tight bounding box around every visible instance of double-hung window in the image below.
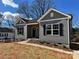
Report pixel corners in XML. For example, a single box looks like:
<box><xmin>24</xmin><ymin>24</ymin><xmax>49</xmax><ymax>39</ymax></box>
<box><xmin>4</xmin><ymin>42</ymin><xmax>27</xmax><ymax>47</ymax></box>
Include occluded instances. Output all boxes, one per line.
<box><xmin>53</xmin><ymin>24</ymin><xmax>59</xmax><ymax>35</ymax></box>
<box><xmin>46</xmin><ymin>24</ymin><xmax>51</xmax><ymax>35</ymax></box>
<box><xmin>17</xmin><ymin>26</ymin><xmax>24</xmax><ymax>35</ymax></box>
<box><xmin>45</xmin><ymin>23</ymin><xmax>63</xmax><ymax>36</ymax></box>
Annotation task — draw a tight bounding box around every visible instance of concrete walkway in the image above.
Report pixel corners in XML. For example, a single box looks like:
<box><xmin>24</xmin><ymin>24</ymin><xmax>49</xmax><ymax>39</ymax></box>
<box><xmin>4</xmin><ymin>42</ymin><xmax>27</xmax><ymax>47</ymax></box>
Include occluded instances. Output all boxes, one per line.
<box><xmin>17</xmin><ymin>40</ymin><xmax>79</xmax><ymax>59</ymax></box>
<box><xmin>73</xmin><ymin>51</ymin><xmax>79</xmax><ymax>59</ymax></box>
<box><xmin>17</xmin><ymin>40</ymin><xmax>72</xmax><ymax>54</ymax></box>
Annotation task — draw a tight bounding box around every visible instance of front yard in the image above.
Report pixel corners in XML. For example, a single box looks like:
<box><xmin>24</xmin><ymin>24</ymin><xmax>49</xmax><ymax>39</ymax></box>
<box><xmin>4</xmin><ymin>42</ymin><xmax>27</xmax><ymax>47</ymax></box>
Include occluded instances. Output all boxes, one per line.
<box><xmin>0</xmin><ymin>43</ymin><xmax>73</xmax><ymax>59</ymax></box>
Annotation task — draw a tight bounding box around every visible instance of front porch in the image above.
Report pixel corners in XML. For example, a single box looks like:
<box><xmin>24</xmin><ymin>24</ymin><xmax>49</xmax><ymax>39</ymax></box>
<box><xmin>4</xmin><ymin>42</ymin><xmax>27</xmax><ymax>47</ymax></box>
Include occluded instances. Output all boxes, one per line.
<box><xmin>27</xmin><ymin>23</ymin><xmax>39</xmax><ymax>38</ymax></box>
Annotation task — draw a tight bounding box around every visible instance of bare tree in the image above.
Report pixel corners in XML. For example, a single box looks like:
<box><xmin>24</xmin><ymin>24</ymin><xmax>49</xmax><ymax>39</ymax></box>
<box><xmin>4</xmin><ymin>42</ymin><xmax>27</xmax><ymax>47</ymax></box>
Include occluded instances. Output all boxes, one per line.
<box><xmin>17</xmin><ymin>0</ymin><xmax>55</xmax><ymax>19</ymax></box>
<box><xmin>30</xmin><ymin>0</ymin><xmax>55</xmax><ymax>19</ymax></box>
<box><xmin>17</xmin><ymin>0</ymin><xmax>31</xmax><ymax>18</ymax></box>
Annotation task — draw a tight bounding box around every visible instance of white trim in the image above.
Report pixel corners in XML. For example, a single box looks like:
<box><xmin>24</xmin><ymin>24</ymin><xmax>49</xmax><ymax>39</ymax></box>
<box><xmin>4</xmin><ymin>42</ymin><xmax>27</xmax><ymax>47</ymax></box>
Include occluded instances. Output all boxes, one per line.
<box><xmin>45</xmin><ymin>23</ymin><xmax>60</xmax><ymax>36</ymax></box>
<box><xmin>16</xmin><ymin>18</ymin><xmax>26</xmax><ymax>24</ymax></box>
<box><xmin>39</xmin><ymin>17</ymin><xmax>69</xmax><ymax>22</ymax></box>
<box><xmin>45</xmin><ymin>24</ymin><xmax>52</xmax><ymax>35</ymax></box>
<box><xmin>24</xmin><ymin>25</ymin><xmax>27</xmax><ymax>39</ymax></box>
<box><xmin>37</xmin><ymin>8</ymin><xmax>71</xmax><ymax>22</ymax></box>
<box><xmin>16</xmin><ymin>24</ymin><xmax>26</xmax><ymax>26</ymax></box>
<box><xmin>67</xmin><ymin>18</ymin><xmax>70</xmax><ymax>47</ymax></box>
<box><xmin>27</xmin><ymin>23</ymin><xmax>38</xmax><ymax>25</ymax></box>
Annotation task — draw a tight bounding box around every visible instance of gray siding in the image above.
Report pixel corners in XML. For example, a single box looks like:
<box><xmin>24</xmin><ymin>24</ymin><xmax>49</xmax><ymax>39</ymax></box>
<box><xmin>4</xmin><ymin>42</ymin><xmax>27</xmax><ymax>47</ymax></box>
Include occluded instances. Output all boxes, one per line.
<box><xmin>16</xmin><ymin>25</ymin><xmax>27</xmax><ymax>40</ymax></box>
<box><xmin>0</xmin><ymin>32</ymin><xmax>14</xmax><ymax>39</ymax></box>
<box><xmin>41</xmin><ymin>10</ymin><xmax>67</xmax><ymax>21</ymax></box>
<box><xmin>39</xmin><ymin>19</ymin><xmax>69</xmax><ymax>46</ymax></box>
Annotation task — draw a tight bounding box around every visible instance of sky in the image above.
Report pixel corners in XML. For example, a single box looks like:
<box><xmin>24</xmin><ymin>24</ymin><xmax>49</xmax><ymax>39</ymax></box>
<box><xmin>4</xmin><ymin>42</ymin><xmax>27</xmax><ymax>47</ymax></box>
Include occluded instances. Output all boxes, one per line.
<box><xmin>0</xmin><ymin>0</ymin><xmax>79</xmax><ymax>27</ymax></box>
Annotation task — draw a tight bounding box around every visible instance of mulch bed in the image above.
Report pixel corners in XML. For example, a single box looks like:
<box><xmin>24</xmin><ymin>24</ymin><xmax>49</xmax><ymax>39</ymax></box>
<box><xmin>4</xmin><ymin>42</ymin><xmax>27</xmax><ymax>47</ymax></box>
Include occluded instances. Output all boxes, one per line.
<box><xmin>27</xmin><ymin>40</ymin><xmax>72</xmax><ymax>51</ymax></box>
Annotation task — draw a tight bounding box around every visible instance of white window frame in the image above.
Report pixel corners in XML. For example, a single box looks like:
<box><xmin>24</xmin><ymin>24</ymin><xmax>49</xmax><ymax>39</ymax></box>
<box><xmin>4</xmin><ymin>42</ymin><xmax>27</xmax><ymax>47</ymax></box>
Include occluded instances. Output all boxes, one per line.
<box><xmin>52</xmin><ymin>24</ymin><xmax>60</xmax><ymax>36</ymax></box>
<box><xmin>17</xmin><ymin>26</ymin><xmax>24</xmax><ymax>35</ymax></box>
<box><xmin>46</xmin><ymin>24</ymin><xmax>52</xmax><ymax>35</ymax></box>
<box><xmin>45</xmin><ymin>23</ymin><xmax>60</xmax><ymax>36</ymax></box>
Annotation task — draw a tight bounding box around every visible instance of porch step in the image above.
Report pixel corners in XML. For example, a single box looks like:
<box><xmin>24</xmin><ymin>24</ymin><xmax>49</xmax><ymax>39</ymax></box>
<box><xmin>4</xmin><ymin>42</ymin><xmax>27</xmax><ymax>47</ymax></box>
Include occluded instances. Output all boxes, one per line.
<box><xmin>70</xmin><ymin>42</ymin><xmax>79</xmax><ymax>50</ymax></box>
<box><xmin>27</xmin><ymin>38</ymin><xmax>39</xmax><ymax>40</ymax></box>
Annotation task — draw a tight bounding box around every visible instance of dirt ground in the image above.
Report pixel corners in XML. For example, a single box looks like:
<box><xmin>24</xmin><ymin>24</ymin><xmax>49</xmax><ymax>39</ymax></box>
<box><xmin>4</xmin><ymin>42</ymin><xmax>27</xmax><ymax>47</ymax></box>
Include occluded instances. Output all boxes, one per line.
<box><xmin>0</xmin><ymin>43</ymin><xmax>73</xmax><ymax>59</ymax></box>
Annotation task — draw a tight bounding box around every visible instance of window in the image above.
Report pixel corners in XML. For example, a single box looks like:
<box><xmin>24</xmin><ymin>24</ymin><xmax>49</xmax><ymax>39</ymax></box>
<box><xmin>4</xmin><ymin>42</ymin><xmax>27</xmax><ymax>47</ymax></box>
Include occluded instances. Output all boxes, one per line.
<box><xmin>17</xmin><ymin>26</ymin><xmax>24</xmax><ymax>35</ymax></box>
<box><xmin>6</xmin><ymin>33</ymin><xmax>8</xmax><ymax>37</ymax></box>
<box><xmin>5</xmin><ymin>33</ymin><xmax>8</xmax><ymax>37</ymax></box>
<box><xmin>53</xmin><ymin>24</ymin><xmax>59</xmax><ymax>35</ymax></box>
<box><xmin>50</xmin><ymin>12</ymin><xmax>54</xmax><ymax>17</ymax></box>
<box><xmin>46</xmin><ymin>24</ymin><xmax>51</xmax><ymax>35</ymax></box>
<box><xmin>45</xmin><ymin>23</ymin><xmax>63</xmax><ymax>36</ymax></box>
<box><xmin>1</xmin><ymin>34</ymin><xmax>3</xmax><ymax>37</ymax></box>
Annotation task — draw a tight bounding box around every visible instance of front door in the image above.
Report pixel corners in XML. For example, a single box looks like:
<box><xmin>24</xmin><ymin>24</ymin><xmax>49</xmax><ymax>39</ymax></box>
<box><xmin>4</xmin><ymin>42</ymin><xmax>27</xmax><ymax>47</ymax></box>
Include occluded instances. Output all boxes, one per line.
<box><xmin>31</xmin><ymin>27</ymin><xmax>39</xmax><ymax>38</ymax></box>
<box><xmin>32</xmin><ymin>28</ymin><xmax>36</xmax><ymax>38</ymax></box>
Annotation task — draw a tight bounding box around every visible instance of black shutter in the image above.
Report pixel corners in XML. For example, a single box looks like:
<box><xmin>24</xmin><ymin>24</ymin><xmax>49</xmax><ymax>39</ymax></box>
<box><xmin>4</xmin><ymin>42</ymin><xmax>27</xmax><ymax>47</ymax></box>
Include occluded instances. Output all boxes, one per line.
<box><xmin>60</xmin><ymin>23</ymin><xmax>63</xmax><ymax>36</ymax></box>
<box><xmin>43</xmin><ymin>25</ymin><xmax>46</xmax><ymax>36</ymax></box>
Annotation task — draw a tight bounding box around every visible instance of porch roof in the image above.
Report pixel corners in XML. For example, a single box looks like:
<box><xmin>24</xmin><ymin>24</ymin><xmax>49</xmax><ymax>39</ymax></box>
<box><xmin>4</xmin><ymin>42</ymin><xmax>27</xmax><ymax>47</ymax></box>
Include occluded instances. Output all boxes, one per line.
<box><xmin>20</xmin><ymin>18</ymin><xmax>38</xmax><ymax>25</ymax></box>
<box><xmin>21</xmin><ymin>18</ymin><xmax>37</xmax><ymax>23</ymax></box>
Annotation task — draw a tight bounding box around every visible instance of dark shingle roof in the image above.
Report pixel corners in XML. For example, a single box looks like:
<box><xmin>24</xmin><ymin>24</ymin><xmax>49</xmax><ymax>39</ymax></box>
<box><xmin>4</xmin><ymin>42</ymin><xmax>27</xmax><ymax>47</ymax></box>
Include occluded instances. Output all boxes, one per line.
<box><xmin>21</xmin><ymin>18</ymin><xmax>37</xmax><ymax>23</ymax></box>
<box><xmin>0</xmin><ymin>27</ymin><xmax>14</xmax><ymax>33</ymax></box>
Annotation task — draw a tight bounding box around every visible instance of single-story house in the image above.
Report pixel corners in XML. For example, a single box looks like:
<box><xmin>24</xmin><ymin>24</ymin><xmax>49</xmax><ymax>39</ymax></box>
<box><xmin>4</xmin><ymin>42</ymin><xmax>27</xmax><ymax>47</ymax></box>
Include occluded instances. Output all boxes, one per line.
<box><xmin>15</xmin><ymin>8</ymin><xmax>72</xmax><ymax>47</ymax></box>
<box><xmin>0</xmin><ymin>27</ymin><xmax>14</xmax><ymax>40</ymax></box>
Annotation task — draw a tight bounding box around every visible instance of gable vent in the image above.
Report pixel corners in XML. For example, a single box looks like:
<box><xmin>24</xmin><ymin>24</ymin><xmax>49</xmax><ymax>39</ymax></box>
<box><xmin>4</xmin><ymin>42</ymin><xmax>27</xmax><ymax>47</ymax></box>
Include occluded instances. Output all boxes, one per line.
<box><xmin>50</xmin><ymin>12</ymin><xmax>54</xmax><ymax>17</ymax></box>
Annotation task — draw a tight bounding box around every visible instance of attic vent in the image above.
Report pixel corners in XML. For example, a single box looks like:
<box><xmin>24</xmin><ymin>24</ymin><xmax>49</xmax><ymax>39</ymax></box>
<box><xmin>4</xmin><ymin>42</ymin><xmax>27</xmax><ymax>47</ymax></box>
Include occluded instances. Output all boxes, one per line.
<box><xmin>50</xmin><ymin>12</ymin><xmax>54</xmax><ymax>17</ymax></box>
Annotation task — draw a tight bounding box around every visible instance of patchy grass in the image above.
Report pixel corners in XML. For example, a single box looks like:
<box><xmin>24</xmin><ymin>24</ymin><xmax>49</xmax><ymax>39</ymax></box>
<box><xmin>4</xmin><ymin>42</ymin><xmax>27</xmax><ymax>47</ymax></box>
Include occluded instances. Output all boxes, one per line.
<box><xmin>0</xmin><ymin>43</ymin><xmax>72</xmax><ymax>59</ymax></box>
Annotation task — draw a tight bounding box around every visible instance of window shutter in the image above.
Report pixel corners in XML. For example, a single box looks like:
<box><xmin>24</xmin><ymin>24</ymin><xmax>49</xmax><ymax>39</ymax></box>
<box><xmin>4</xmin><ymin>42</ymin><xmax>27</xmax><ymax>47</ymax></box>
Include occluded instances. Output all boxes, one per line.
<box><xmin>60</xmin><ymin>23</ymin><xmax>64</xmax><ymax>36</ymax></box>
<box><xmin>43</xmin><ymin>25</ymin><xmax>46</xmax><ymax>36</ymax></box>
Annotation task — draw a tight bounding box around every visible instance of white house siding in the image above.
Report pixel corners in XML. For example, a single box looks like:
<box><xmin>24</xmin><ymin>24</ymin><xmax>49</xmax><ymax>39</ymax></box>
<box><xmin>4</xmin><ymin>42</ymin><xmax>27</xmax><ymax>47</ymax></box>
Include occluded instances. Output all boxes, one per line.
<box><xmin>0</xmin><ymin>32</ymin><xmax>14</xmax><ymax>39</ymax></box>
<box><xmin>24</xmin><ymin>25</ymin><xmax>27</xmax><ymax>39</ymax></box>
<box><xmin>15</xmin><ymin>25</ymin><xmax>27</xmax><ymax>40</ymax></box>
<box><xmin>39</xmin><ymin>19</ymin><xmax>70</xmax><ymax>47</ymax></box>
<box><xmin>8</xmin><ymin>33</ymin><xmax>14</xmax><ymax>38</ymax></box>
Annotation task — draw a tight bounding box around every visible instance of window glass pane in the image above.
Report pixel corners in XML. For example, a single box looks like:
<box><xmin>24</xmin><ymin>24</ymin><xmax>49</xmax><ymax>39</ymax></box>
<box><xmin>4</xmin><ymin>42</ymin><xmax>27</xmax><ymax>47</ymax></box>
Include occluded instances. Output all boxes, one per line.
<box><xmin>46</xmin><ymin>25</ymin><xmax>51</xmax><ymax>29</ymax></box>
<box><xmin>5</xmin><ymin>34</ymin><xmax>6</xmax><ymax>36</ymax></box>
<box><xmin>53</xmin><ymin>24</ymin><xmax>59</xmax><ymax>29</ymax></box>
<box><xmin>47</xmin><ymin>30</ymin><xmax>51</xmax><ymax>34</ymax></box>
<box><xmin>2</xmin><ymin>34</ymin><xmax>3</xmax><ymax>37</ymax></box>
<box><xmin>17</xmin><ymin>26</ymin><xmax>24</xmax><ymax>35</ymax></box>
<box><xmin>53</xmin><ymin>30</ymin><xmax>59</xmax><ymax>35</ymax></box>
<box><xmin>7</xmin><ymin>33</ymin><xmax>8</xmax><ymax>36</ymax></box>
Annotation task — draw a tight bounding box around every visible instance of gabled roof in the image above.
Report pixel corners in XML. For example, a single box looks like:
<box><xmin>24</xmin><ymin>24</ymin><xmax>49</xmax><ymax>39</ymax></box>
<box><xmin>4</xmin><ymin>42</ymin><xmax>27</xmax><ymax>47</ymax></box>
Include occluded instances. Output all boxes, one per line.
<box><xmin>37</xmin><ymin>8</ymin><xmax>71</xmax><ymax>22</ymax></box>
<box><xmin>16</xmin><ymin>17</ymin><xmax>38</xmax><ymax>24</ymax></box>
<box><xmin>21</xmin><ymin>18</ymin><xmax>37</xmax><ymax>23</ymax></box>
<box><xmin>16</xmin><ymin>17</ymin><xmax>26</xmax><ymax>24</ymax></box>
<box><xmin>0</xmin><ymin>27</ymin><xmax>14</xmax><ymax>33</ymax></box>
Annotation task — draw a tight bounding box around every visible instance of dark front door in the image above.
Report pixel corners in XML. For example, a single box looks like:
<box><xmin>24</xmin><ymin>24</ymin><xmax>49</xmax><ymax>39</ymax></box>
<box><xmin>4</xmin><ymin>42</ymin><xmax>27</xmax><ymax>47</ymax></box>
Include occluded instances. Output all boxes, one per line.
<box><xmin>32</xmin><ymin>27</ymin><xmax>39</xmax><ymax>38</ymax></box>
<box><xmin>32</xmin><ymin>28</ymin><xmax>36</xmax><ymax>38</ymax></box>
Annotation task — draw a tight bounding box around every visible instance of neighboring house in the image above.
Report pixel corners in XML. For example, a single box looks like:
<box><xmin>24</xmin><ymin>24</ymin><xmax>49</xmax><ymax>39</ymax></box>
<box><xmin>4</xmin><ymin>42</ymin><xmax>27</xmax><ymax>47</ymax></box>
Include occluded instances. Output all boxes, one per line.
<box><xmin>15</xmin><ymin>8</ymin><xmax>72</xmax><ymax>47</ymax></box>
<box><xmin>0</xmin><ymin>27</ymin><xmax>14</xmax><ymax>40</ymax></box>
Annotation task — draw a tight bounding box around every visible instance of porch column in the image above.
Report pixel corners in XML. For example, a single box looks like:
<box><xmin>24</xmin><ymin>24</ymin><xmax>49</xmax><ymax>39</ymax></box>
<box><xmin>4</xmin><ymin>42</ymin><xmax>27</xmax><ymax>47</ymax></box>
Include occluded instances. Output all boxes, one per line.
<box><xmin>14</xmin><ymin>27</ymin><xmax>17</xmax><ymax>40</ymax></box>
<box><xmin>24</xmin><ymin>25</ymin><xmax>27</xmax><ymax>40</ymax></box>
